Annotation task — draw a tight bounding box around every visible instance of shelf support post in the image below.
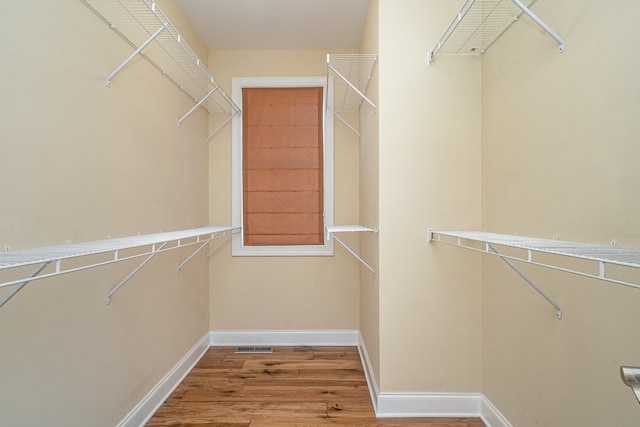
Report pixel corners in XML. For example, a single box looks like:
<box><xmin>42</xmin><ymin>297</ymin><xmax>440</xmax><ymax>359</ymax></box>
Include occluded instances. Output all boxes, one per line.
<box><xmin>106</xmin><ymin>22</ymin><xmax>168</xmax><ymax>87</ymax></box>
<box><xmin>0</xmin><ymin>262</ymin><xmax>50</xmax><ymax>308</ymax></box>
<box><xmin>106</xmin><ymin>242</ymin><xmax>168</xmax><ymax>304</ymax></box>
<box><xmin>510</xmin><ymin>0</ymin><xmax>565</xmax><ymax>52</ymax></box>
<box><xmin>488</xmin><ymin>243</ymin><xmax>563</xmax><ymax>319</ymax></box>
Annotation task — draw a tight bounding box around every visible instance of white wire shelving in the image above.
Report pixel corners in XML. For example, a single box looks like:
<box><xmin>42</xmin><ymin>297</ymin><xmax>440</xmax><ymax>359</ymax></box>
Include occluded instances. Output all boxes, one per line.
<box><xmin>82</xmin><ymin>0</ymin><xmax>240</xmax><ymax>140</ymax></box>
<box><xmin>428</xmin><ymin>0</ymin><xmax>564</xmax><ymax>65</ymax></box>
<box><xmin>0</xmin><ymin>226</ymin><xmax>240</xmax><ymax>308</ymax></box>
<box><xmin>326</xmin><ymin>54</ymin><xmax>378</xmax><ymax>138</ymax></box>
<box><xmin>326</xmin><ymin>225</ymin><xmax>378</xmax><ymax>277</ymax></box>
<box><xmin>428</xmin><ymin>230</ymin><xmax>640</xmax><ymax>319</ymax></box>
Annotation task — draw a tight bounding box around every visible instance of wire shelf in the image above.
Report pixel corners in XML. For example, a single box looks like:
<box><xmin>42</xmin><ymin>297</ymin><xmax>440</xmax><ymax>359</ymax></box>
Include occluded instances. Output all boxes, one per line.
<box><xmin>83</xmin><ymin>0</ymin><xmax>240</xmax><ymax>116</ymax></box>
<box><xmin>428</xmin><ymin>0</ymin><xmax>563</xmax><ymax>65</ymax></box>
<box><xmin>327</xmin><ymin>54</ymin><xmax>378</xmax><ymax>112</ymax></box>
<box><xmin>0</xmin><ymin>227</ymin><xmax>236</xmax><ymax>271</ymax></box>
<box><xmin>0</xmin><ymin>226</ymin><xmax>240</xmax><ymax>307</ymax></box>
<box><xmin>429</xmin><ymin>230</ymin><xmax>640</xmax><ymax>291</ymax></box>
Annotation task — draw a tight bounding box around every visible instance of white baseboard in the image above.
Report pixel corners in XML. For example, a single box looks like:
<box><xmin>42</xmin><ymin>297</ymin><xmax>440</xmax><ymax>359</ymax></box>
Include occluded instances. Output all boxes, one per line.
<box><xmin>480</xmin><ymin>395</ymin><xmax>513</xmax><ymax>427</ymax></box>
<box><xmin>117</xmin><ymin>332</ymin><xmax>211</xmax><ymax>427</ymax></box>
<box><xmin>356</xmin><ymin>332</ymin><xmax>511</xmax><ymax>427</ymax></box>
<box><xmin>356</xmin><ymin>333</ymin><xmax>380</xmax><ymax>414</ymax></box>
<box><xmin>376</xmin><ymin>392</ymin><xmax>483</xmax><ymax>418</ymax></box>
<box><xmin>210</xmin><ymin>329</ymin><xmax>360</xmax><ymax>346</ymax></box>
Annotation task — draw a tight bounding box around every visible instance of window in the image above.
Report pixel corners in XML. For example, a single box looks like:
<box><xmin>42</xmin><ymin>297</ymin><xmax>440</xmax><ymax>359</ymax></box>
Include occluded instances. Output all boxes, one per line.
<box><xmin>231</xmin><ymin>77</ymin><xmax>334</xmax><ymax>256</ymax></box>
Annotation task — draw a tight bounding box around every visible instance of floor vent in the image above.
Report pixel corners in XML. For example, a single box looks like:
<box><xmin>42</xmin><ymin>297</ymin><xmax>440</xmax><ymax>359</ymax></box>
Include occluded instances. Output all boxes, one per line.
<box><xmin>234</xmin><ymin>346</ymin><xmax>274</xmax><ymax>354</ymax></box>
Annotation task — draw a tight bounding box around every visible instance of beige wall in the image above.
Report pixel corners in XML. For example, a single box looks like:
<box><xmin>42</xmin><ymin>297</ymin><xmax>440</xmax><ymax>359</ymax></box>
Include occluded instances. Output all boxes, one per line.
<box><xmin>6</xmin><ymin>1</ymin><xmax>638</xmax><ymax>425</ymax></box>
<box><xmin>359</xmin><ymin>0</ymin><xmax>382</xmax><ymax>386</ymax></box>
<box><xmin>0</xmin><ymin>1</ymin><xmax>210</xmax><ymax>425</ymax></box>
<box><xmin>377</xmin><ymin>0</ymin><xmax>483</xmax><ymax>392</ymax></box>
<box><xmin>207</xmin><ymin>49</ymin><xmax>362</xmax><ymax>330</ymax></box>
<box><xmin>482</xmin><ymin>0</ymin><xmax>640</xmax><ymax>425</ymax></box>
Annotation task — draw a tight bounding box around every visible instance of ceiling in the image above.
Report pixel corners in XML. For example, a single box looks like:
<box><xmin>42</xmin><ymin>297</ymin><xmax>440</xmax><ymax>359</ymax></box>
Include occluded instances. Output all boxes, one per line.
<box><xmin>175</xmin><ymin>0</ymin><xmax>370</xmax><ymax>50</ymax></box>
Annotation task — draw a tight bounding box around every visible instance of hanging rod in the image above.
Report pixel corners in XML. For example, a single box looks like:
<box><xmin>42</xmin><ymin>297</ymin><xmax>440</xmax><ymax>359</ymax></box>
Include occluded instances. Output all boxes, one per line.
<box><xmin>429</xmin><ymin>230</ymin><xmax>640</xmax><ymax>316</ymax></box>
<box><xmin>326</xmin><ymin>54</ymin><xmax>378</xmax><ymax>138</ymax></box>
<box><xmin>0</xmin><ymin>226</ymin><xmax>240</xmax><ymax>307</ymax></box>
<box><xmin>428</xmin><ymin>0</ymin><xmax>564</xmax><ymax>65</ymax></box>
<box><xmin>326</xmin><ymin>225</ymin><xmax>378</xmax><ymax>277</ymax></box>
<box><xmin>82</xmin><ymin>0</ymin><xmax>240</xmax><ymax>135</ymax></box>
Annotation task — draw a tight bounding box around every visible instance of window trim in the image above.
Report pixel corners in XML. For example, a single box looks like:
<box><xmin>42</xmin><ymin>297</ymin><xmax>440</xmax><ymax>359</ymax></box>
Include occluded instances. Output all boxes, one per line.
<box><xmin>231</xmin><ymin>76</ymin><xmax>334</xmax><ymax>256</ymax></box>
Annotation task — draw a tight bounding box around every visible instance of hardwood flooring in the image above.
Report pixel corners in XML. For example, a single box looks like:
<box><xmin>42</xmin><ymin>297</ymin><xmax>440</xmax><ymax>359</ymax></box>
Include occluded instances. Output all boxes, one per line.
<box><xmin>146</xmin><ymin>346</ymin><xmax>485</xmax><ymax>427</ymax></box>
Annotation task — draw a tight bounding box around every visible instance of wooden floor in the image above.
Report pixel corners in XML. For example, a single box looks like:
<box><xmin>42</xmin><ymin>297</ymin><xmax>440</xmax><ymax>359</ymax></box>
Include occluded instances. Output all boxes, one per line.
<box><xmin>146</xmin><ymin>346</ymin><xmax>485</xmax><ymax>427</ymax></box>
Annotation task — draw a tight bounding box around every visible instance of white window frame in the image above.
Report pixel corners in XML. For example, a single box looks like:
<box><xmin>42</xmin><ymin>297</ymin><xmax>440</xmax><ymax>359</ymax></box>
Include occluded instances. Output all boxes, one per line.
<box><xmin>231</xmin><ymin>76</ymin><xmax>334</xmax><ymax>256</ymax></box>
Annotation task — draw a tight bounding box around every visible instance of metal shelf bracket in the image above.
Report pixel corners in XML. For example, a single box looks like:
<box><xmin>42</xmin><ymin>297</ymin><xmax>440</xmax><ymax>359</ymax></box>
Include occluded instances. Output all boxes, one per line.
<box><xmin>177</xmin><ymin>227</ymin><xmax>239</xmax><ymax>272</ymax></box>
<box><xmin>488</xmin><ymin>243</ymin><xmax>563</xmax><ymax>319</ymax></box>
<box><xmin>106</xmin><ymin>242</ymin><xmax>168</xmax><ymax>305</ymax></box>
<box><xmin>0</xmin><ymin>262</ymin><xmax>50</xmax><ymax>309</ymax></box>
<box><xmin>178</xmin><ymin>85</ymin><xmax>221</xmax><ymax>127</ymax></box>
<box><xmin>106</xmin><ymin>22</ymin><xmax>168</xmax><ymax>87</ymax></box>
<box><xmin>327</xmin><ymin>225</ymin><xmax>378</xmax><ymax>278</ymax></box>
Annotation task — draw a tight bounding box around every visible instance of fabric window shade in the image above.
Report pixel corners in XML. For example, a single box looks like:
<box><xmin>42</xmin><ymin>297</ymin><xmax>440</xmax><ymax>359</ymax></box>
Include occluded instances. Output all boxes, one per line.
<box><xmin>242</xmin><ymin>87</ymin><xmax>324</xmax><ymax>246</ymax></box>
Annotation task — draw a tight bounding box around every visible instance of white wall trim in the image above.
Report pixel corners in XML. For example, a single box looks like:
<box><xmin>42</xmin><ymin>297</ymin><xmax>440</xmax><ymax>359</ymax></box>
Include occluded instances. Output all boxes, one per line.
<box><xmin>356</xmin><ymin>332</ymin><xmax>512</xmax><ymax>427</ymax></box>
<box><xmin>357</xmin><ymin>332</ymin><xmax>380</xmax><ymax>413</ymax></box>
<box><xmin>230</xmin><ymin>76</ymin><xmax>335</xmax><ymax>257</ymax></box>
<box><xmin>376</xmin><ymin>392</ymin><xmax>483</xmax><ymax>418</ymax></box>
<box><xmin>480</xmin><ymin>395</ymin><xmax>513</xmax><ymax>427</ymax></box>
<box><xmin>117</xmin><ymin>332</ymin><xmax>211</xmax><ymax>427</ymax></box>
<box><xmin>210</xmin><ymin>329</ymin><xmax>359</xmax><ymax>346</ymax></box>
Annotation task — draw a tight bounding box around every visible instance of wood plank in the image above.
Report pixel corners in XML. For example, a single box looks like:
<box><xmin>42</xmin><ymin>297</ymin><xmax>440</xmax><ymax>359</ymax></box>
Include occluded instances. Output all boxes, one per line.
<box><xmin>180</xmin><ymin>383</ymin><xmax>371</xmax><ymax>403</ymax></box>
<box><xmin>224</xmin><ymin>351</ymin><xmax>314</xmax><ymax>361</ymax></box>
<box><xmin>298</xmin><ymin>368</ymin><xmax>365</xmax><ymax>381</ymax></box>
<box><xmin>241</xmin><ymin>359</ymin><xmax>363</xmax><ymax>371</ymax></box>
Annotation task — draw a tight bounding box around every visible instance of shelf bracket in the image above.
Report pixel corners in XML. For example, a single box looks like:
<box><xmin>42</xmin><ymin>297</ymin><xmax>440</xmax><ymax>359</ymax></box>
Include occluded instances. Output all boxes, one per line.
<box><xmin>177</xmin><ymin>228</ymin><xmax>240</xmax><ymax>268</ymax></box>
<box><xmin>177</xmin><ymin>85</ymin><xmax>221</xmax><ymax>127</ymax></box>
<box><xmin>333</xmin><ymin>234</ymin><xmax>377</xmax><ymax>277</ymax></box>
<box><xmin>0</xmin><ymin>262</ymin><xmax>50</xmax><ymax>308</ymax></box>
<box><xmin>206</xmin><ymin>113</ymin><xmax>235</xmax><ymax>143</ymax></box>
<box><xmin>106</xmin><ymin>241</ymin><xmax>168</xmax><ymax>304</ymax></box>
<box><xmin>206</xmin><ymin>90</ymin><xmax>241</xmax><ymax>142</ymax></box>
<box><xmin>510</xmin><ymin>0</ymin><xmax>565</xmax><ymax>52</ymax></box>
<box><xmin>327</xmin><ymin>226</ymin><xmax>378</xmax><ymax>278</ymax></box>
<box><xmin>327</xmin><ymin>63</ymin><xmax>377</xmax><ymax>112</ymax></box>
<box><xmin>205</xmin><ymin>232</ymin><xmax>235</xmax><ymax>258</ymax></box>
<box><xmin>332</xmin><ymin>111</ymin><xmax>361</xmax><ymax>138</ymax></box>
<box><xmin>487</xmin><ymin>243</ymin><xmax>563</xmax><ymax>319</ymax></box>
<box><xmin>106</xmin><ymin>22</ymin><xmax>168</xmax><ymax>87</ymax></box>
<box><xmin>176</xmin><ymin>236</ymin><xmax>214</xmax><ymax>273</ymax></box>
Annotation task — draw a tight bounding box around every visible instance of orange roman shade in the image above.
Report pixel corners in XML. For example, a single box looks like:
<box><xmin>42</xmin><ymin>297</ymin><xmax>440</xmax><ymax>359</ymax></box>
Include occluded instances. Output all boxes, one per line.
<box><xmin>242</xmin><ymin>87</ymin><xmax>324</xmax><ymax>246</ymax></box>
